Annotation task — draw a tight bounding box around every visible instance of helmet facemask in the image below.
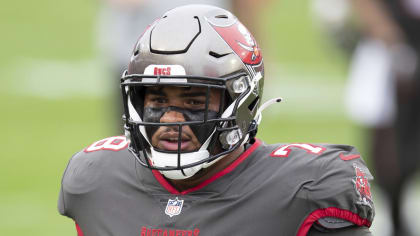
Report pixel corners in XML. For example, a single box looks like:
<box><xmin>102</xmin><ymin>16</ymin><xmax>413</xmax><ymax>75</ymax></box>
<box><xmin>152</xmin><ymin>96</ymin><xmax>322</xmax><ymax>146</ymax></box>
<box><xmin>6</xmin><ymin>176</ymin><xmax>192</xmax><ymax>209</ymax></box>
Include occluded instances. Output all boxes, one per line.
<box><xmin>121</xmin><ymin>72</ymin><xmax>252</xmax><ymax>179</ymax></box>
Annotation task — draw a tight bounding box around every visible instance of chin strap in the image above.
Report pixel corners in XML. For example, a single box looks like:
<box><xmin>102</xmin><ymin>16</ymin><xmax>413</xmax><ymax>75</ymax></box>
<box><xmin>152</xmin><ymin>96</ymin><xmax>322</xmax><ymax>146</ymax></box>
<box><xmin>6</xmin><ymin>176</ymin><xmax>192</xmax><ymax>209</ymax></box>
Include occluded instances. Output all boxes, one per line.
<box><xmin>153</xmin><ymin>133</ymin><xmax>251</xmax><ymax>180</ymax></box>
<box><xmin>151</xmin><ymin>147</ymin><xmax>210</xmax><ymax>180</ymax></box>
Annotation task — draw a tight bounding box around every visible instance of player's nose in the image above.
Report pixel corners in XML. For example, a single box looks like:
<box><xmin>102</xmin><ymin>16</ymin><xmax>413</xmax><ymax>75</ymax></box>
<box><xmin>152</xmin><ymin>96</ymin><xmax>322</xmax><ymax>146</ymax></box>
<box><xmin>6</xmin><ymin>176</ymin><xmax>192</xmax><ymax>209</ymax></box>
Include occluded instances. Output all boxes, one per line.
<box><xmin>160</xmin><ymin>110</ymin><xmax>186</xmax><ymax>123</ymax></box>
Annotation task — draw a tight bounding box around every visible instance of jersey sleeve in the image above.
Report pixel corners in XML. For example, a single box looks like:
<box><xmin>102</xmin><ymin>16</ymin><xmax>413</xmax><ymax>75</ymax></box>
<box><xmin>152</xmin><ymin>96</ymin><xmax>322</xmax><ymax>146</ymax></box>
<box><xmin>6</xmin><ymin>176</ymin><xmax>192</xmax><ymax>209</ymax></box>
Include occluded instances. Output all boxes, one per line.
<box><xmin>298</xmin><ymin>144</ymin><xmax>375</xmax><ymax>235</ymax></box>
<box><xmin>58</xmin><ymin>183</ymin><xmax>66</xmax><ymax>216</ymax></box>
<box><xmin>307</xmin><ymin>225</ymin><xmax>372</xmax><ymax>236</ymax></box>
<box><xmin>57</xmin><ymin>136</ymin><xmax>131</xmax><ymax>219</ymax></box>
<box><xmin>58</xmin><ymin>149</ymin><xmax>110</xmax><ymax>217</ymax></box>
<box><xmin>58</xmin><ymin>152</ymin><xmax>78</xmax><ymax>217</ymax></box>
<box><xmin>58</xmin><ymin>184</ymin><xmax>66</xmax><ymax>215</ymax></box>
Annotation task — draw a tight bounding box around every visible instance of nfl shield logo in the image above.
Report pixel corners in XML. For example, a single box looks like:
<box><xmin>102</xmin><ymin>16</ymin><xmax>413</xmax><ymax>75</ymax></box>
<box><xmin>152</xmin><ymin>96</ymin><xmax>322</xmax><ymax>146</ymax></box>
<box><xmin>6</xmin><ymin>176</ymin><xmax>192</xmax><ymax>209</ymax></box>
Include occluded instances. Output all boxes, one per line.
<box><xmin>165</xmin><ymin>197</ymin><xmax>184</xmax><ymax>217</ymax></box>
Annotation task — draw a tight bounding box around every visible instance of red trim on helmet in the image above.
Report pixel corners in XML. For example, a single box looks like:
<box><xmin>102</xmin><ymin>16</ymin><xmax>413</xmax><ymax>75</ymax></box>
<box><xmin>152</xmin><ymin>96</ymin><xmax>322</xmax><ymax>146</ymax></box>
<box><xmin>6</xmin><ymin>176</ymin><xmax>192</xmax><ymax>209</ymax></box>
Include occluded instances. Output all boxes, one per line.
<box><xmin>211</xmin><ymin>21</ymin><xmax>262</xmax><ymax>65</ymax></box>
<box><xmin>296</xmin><ymin>207</ymin><xmax>372</xmax><ymax>236</ymax></box>
<box><xmin>75</xmin><ymin>222</ymin><xmax>84</xmax><ymax>236</ymax></box>
<box><xmin>152</xmin><ymin>139</ymin><xmax>262</xmax><ymax>195</ymax></box>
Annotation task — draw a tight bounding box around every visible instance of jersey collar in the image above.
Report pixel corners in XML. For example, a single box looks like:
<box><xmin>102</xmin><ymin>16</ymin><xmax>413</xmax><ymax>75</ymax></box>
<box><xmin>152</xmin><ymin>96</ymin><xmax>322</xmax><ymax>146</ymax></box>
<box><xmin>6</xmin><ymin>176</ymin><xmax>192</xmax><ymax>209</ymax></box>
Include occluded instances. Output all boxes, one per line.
<box><xmin>151</xmin><ymin>139</ymin><xmax>262</xmax><ymax>195</ymax></box>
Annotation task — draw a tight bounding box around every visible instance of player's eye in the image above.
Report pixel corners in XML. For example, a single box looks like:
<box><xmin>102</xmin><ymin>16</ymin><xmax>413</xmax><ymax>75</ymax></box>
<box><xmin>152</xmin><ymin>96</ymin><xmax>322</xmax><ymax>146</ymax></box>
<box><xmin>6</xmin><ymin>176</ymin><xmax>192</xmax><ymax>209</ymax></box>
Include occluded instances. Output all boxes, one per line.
<box><xmin>186</xmin><ymin>99</ymin><xmax>204</xmax><ymax>105</ymax></box>
<box><xmin>185</xmin><ymin>99</ymin><xmax>205</xmax><ymax>109</ymax></box>
<box><xmin>151</xmin><ymin>97</ymin><xmax>168</xmax><ymax>104</ymax></box>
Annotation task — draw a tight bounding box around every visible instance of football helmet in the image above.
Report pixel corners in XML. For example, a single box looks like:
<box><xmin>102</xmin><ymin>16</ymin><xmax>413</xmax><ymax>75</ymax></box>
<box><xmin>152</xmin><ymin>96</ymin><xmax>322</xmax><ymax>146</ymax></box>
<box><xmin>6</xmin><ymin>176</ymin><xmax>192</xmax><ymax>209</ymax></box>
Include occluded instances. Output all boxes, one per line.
<box><xmin>121</xmin><ymin>4</ymin><xmax>268</xmax><ymax>179</ymax></box>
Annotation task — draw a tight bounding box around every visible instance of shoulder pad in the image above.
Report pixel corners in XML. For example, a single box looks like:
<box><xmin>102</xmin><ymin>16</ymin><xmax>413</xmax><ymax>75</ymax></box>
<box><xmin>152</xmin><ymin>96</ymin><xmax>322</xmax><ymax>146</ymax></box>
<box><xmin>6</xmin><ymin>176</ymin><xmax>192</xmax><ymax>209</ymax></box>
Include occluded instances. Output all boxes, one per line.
<box><xmin>62</xmin><ymin>136</ymin><xmax>130</xmax><ymax>195</ymax></box>
<box><xmin>269</xmin><ymin>143</ymin><xmax>361</xmax><ymax>160</ymax></box>
<box><xmin>61</xmin><ymin>150</ymin><xmax>108</xmax><ymax>195</ymax></box>
<box><xmin>302</xmin><ymin>144</ymin><xmax>375</xmax><ymax>229</ymax></box>
<box><xmin>59</xmin><ymin>137</ymin><xmax>135</xmax><ymax>217</ymax></box>
<box><xmin>255</xmin><ymin>142</ymin><xmax>374</xmax><ymax>232</ymax></box>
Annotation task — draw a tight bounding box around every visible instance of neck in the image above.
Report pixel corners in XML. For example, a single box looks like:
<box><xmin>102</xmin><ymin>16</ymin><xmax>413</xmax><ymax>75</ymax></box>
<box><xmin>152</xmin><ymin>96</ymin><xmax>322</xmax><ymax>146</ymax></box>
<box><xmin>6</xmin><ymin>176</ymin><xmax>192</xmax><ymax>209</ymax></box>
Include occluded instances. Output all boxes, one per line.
<box><xmin>168</xmin><ymin>145</ymin><xmax>245</xmax><ymax>192</ymax></box>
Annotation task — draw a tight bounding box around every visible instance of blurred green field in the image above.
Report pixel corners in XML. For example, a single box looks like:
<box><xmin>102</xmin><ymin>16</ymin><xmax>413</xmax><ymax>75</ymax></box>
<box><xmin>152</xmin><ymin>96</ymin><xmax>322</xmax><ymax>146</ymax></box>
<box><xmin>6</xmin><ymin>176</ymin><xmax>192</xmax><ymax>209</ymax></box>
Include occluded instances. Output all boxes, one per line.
<box><xmin>0</xmin><ymin>0</ymin><xmax>368</xmax><ymax>235</ymax></box>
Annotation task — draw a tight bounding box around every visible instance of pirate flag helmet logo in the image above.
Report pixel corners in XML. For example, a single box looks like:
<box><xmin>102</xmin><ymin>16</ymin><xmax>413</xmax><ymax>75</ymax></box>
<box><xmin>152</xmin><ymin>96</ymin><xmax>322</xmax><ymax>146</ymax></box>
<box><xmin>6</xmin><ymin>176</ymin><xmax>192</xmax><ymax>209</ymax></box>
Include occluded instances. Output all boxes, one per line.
<box><xmin>208</xmin><ymin>18</ymin><xmax>262</xmax><ymax>65</ymax></box>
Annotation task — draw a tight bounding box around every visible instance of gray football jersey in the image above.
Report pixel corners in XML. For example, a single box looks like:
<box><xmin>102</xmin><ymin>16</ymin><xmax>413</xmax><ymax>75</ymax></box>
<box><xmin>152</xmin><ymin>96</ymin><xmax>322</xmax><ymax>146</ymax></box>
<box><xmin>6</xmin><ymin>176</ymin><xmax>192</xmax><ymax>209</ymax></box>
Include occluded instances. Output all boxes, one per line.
<box><xmin>58</xmin><ymin>137</ymin><xmax>374</xmax><ymax>236</ymax></box>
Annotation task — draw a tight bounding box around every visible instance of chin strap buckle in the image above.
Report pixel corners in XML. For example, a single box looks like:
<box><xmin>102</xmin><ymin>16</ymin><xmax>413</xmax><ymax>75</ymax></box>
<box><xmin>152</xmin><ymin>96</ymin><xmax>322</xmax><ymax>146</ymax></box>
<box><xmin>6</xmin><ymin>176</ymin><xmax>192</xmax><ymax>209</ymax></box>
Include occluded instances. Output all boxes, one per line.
<box><xmin>248</xmin><ymin>120</ymin><xmax>258</xmax><ymax>143</ymax></box>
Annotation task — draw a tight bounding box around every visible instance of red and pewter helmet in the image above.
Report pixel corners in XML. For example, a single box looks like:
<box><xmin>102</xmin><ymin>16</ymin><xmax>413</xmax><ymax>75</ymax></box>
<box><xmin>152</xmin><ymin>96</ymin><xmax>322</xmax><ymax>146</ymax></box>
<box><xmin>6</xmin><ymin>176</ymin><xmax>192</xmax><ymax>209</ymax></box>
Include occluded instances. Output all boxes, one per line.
<box><xmin>121</xmin><ymin>4</ymin><xmax>279</xmax><ymax>179</ymax></box>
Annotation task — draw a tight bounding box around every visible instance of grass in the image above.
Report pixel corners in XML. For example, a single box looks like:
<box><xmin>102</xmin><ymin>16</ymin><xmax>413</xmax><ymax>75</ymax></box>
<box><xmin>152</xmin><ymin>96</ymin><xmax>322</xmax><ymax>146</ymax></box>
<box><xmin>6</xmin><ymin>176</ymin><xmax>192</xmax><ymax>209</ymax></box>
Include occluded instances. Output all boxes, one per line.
<box><xmin>0</xmin><ymin>0</ymin><xmax>97</xmax><ymax>63</ymax></box>
<box><xmin>0</xmin><ymin>95</ymin><xmax>108</xmax><ymax>235</ymax></box>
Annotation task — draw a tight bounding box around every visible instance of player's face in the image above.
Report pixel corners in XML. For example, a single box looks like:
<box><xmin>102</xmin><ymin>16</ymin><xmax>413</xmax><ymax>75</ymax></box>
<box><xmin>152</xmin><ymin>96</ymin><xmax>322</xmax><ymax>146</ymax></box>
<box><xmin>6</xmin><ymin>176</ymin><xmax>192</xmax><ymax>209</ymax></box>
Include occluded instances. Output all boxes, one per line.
<box><xmin>143</xmin><ymin>86</ymin><xmax>221</xmax><ymax>152</ymax></box>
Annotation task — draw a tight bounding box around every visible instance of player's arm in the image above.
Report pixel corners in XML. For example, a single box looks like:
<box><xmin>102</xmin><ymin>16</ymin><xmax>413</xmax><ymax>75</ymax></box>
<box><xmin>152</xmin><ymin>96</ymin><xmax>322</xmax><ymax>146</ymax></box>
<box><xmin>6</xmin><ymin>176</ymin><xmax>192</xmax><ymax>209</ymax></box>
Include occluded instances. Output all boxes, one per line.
<box><xmin>58</xmin><ymin>152</ymin><xmax>79</xmax><ymax>216</ymax></box>
<box><xmin>303</xmin><ymin>145</ymin><xmax>375</xmax><ymax>236</ymax></box>
<box><xmin>307</xmin><ymin>225</ymin><xmax>372</xmax><ymax>236</ymax></box>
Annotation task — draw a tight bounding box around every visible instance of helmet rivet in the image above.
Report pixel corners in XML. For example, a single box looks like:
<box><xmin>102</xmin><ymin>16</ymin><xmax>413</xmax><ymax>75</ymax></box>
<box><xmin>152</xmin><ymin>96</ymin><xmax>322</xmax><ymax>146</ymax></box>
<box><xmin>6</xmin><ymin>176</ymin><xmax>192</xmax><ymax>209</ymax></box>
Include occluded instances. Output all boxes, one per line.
<box><xmin>219</xmin><ymin>129</ymin><xmax>243</xmax><ymax>149</ymax></box>
<box><xmin>232</xmin><ymin>76</ymin><xmax>248</xmax><ymax>93</ymax></box>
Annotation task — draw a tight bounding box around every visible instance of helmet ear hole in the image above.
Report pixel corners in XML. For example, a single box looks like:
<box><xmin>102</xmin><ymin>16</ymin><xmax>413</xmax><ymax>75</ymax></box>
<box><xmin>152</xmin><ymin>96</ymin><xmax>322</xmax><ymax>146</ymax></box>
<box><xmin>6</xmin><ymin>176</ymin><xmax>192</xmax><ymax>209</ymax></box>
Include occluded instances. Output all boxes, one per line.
<box><xmin>220</xmin><ymin>90</ymin><xmax>232</xmax><ymax>114</ymax></box>
<box><xmin>248</xmin><ymin>97</ymin><xmax>260</xmax><ymax>113</ymax></box>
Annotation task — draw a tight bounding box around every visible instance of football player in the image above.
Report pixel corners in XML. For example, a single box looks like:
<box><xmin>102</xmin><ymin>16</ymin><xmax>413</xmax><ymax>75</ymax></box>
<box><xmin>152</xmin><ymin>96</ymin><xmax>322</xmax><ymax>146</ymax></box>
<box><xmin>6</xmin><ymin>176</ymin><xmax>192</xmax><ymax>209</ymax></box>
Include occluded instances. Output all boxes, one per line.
<box><xmin>59</xmin><ymin>5</ymin><xmax>374</xmax><ymax>235</ymax></box>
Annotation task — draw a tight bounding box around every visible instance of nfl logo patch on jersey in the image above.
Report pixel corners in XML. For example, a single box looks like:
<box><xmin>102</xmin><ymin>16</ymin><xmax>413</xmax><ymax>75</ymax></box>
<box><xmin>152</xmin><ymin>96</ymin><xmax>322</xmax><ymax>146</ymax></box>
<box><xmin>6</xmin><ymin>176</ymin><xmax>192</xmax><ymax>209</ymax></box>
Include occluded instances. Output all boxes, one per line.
<box><xmin>165</xmin><ymin>197</ymin><xmax>184</xmax><ymax>217</ymax></box>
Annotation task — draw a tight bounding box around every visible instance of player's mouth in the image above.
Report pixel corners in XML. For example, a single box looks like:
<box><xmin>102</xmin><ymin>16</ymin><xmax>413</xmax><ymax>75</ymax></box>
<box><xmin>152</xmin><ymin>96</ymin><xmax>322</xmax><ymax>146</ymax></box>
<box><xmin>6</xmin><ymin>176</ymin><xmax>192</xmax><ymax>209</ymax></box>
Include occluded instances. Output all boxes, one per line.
<box><xmin>158</xmin><ymin>132</ymin><xmax>192</xmax><ymax>151</ymax></box>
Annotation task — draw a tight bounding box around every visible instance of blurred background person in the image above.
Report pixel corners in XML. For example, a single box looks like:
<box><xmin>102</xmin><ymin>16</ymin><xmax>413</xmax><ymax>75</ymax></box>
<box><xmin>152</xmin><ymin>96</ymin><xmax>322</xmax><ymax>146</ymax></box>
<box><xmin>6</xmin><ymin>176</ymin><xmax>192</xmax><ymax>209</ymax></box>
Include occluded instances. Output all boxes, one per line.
<box><xmin>96</xmin><ymin>0</ymin><xmax>264</xmax><ymax>134</ymax></box>
<box><xmin>312</xmin><ymin>0</ymin><xmax>420</xmax><ymax>235</ymax></box>
<box><xmin>350</xmin><ymin>1</ymin><xmax>420</xmax><ymax>235</ymax></box>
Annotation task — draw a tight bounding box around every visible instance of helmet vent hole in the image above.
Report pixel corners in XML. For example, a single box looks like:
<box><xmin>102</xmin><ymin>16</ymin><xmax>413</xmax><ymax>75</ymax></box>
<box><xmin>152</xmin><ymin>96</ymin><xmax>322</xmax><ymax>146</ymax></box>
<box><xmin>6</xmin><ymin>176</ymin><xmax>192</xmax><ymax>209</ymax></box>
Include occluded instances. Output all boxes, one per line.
<box><xmin>215</xmin><ymin>15</ymin><xmax>228</xmax><ymax>19</ymax></box>
<box><xmin>248</xmin><ymin>96</ymin><xmax>259</xmax><ymax>112</ymax></box>
<box><xmin>133</xmin><ymin>49</ymin><xmax>139</xmax><ymax>56</ymax></box>
<box><xmin>209</xmin><ymin>51</ymin><xmax>230</xmax><ymax>58</ymax></box>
